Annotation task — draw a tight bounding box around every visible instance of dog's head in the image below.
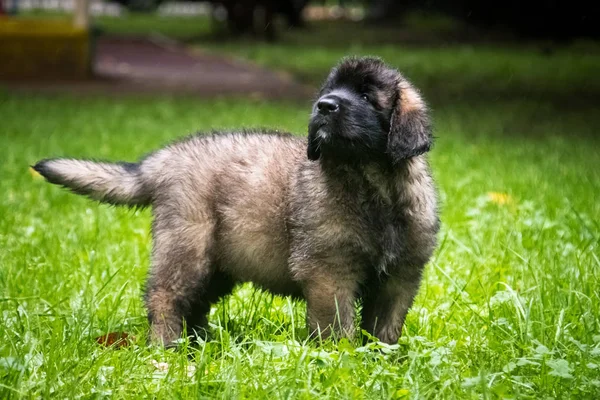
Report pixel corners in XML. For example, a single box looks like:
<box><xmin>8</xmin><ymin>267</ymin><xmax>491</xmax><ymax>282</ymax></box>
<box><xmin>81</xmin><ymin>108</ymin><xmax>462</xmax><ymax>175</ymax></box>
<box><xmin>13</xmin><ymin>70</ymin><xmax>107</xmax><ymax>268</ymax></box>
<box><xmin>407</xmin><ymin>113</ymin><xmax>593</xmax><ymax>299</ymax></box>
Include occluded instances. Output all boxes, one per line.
<box><xmin>308</xmin><ymin>57</ymin><xmax>432</xmax><ymax>165</ymax></box>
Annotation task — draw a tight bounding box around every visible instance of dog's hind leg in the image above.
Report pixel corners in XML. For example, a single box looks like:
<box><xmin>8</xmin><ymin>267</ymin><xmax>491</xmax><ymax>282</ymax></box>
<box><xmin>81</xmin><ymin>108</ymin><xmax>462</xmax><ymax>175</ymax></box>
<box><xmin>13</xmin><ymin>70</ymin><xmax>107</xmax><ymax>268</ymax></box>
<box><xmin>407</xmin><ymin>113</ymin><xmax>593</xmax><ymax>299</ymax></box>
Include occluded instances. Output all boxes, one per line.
<box><xmin>144</xmin><ymin>208</ymin><xmax>222</xmax><ymax>346</ymax></box>
<box><xmin>184</xmin><ymin>271</ymin><xmax>235</xmax><ymax>341</ymax></box>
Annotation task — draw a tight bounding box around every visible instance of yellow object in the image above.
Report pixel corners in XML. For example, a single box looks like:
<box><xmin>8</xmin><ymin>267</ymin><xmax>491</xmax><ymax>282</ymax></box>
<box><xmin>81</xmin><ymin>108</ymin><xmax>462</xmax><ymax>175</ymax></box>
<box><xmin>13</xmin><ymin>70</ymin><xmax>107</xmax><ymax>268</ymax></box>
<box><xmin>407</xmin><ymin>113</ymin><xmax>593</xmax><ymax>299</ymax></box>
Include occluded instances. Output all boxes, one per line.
<box><xmin>392</xmin><ymin>388</ymin><xmax>410</xmax><ymax>399</ymax></box>
<box><xmin>0</xmin><ymin>17</ymin><xmax>92</xmax><ymax>79</ymax></box>
<box><xmin>487</xmin><ymin>191</ymin><xmax>513</xmax><ymax>205</ymax></box>
<box><xmin>29</xmin><ymin>166</ymin><xmax>42</xmax><ymax>179</ymax></box>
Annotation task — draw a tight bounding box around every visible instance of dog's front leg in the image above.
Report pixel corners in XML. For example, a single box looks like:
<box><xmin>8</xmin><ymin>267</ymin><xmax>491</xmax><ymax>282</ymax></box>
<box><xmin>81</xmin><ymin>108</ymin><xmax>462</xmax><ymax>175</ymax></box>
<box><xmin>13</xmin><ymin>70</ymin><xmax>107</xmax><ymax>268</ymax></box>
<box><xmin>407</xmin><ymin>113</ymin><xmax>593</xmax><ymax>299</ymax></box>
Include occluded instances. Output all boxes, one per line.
<box><xmin>300</xmin><ymin>270</ymin><xmax>359</xmax><ymax>342</ymax></box>
<box><xmin>360</xmin><ymin>276</ymin><xmax>422</xmax><ymax>344</ymax></box>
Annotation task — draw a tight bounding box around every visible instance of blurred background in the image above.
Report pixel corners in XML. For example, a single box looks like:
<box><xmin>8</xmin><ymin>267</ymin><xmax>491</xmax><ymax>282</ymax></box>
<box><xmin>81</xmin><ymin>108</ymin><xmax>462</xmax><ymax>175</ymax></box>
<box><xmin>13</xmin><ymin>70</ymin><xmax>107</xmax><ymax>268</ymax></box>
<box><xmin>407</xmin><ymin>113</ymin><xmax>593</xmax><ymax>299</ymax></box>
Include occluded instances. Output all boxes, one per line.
<box><xmin>0</xmin><ymin>0</ymin><xmax>598</xmax><ymax>98</ymax></box>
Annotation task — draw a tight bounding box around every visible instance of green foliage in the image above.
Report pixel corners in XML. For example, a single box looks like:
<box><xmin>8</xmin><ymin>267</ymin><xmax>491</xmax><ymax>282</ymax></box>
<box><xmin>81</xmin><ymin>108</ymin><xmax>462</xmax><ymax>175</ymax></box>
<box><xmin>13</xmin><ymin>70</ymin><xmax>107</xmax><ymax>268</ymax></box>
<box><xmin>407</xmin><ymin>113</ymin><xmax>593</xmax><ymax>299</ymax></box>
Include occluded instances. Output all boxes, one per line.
<box><xmin>1</xmin><ymin>15</ymin><xmax>599</xmax><ymax>398</ymax></box>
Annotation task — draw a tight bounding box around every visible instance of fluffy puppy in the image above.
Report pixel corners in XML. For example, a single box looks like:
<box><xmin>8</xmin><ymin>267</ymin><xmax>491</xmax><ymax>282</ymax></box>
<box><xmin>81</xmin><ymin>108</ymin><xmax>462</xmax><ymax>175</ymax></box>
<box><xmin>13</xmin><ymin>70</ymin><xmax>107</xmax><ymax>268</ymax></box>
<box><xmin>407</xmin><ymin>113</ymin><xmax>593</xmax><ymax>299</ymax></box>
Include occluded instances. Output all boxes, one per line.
<box><xmin>33</xmin><ymin>56</ymin><xmax>440</xmax><ymax>346</ymax></box>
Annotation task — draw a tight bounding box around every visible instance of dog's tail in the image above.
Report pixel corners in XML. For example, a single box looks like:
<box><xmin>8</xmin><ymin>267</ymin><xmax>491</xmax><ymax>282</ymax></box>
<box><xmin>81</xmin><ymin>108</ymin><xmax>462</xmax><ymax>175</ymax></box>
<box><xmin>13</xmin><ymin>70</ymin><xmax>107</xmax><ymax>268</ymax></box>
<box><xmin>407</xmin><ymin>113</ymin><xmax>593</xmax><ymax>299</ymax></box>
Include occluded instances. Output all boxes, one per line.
<box><xmin>32</xmin><ymin>158</ymin><xmax>151</xmax><ymax>207</ymax></box>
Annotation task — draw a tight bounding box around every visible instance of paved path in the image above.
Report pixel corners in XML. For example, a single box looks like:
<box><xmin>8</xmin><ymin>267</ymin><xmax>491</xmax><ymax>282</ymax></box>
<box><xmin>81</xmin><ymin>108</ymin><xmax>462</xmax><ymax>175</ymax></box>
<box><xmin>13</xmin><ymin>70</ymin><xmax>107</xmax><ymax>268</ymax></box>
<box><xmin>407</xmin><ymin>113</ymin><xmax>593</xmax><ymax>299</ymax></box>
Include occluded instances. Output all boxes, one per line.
<box><xmin>4</xmin><ymin>35</ymin><xmax>314</xmax><ymax>99</ymax></box>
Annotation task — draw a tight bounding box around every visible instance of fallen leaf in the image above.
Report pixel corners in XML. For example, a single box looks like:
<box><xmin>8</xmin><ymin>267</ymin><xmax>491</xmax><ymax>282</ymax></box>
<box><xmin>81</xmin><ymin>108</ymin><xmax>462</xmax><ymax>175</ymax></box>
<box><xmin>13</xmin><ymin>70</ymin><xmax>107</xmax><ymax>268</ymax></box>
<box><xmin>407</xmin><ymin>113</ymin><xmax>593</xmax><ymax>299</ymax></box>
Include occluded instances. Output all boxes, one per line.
<box><xmin>95</xmin><ymin>332</ymin><xmax>134</xmax><ymax>349</ymax></box>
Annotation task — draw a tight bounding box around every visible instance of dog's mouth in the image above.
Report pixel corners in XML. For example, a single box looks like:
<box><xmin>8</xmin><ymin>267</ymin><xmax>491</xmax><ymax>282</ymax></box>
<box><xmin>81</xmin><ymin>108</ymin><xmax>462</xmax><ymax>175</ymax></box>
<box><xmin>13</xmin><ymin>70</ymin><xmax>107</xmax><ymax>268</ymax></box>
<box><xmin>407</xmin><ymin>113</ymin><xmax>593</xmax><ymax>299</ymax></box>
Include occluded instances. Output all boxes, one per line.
<box><xmin>315</xmin><ymin>123</ymin><xmax>329</xmax><ymax>141</ymax></box>
<box><xmin>309</xmin><ymin>118</ymin><xmax>330</xmax><ymax>142</ymax></box>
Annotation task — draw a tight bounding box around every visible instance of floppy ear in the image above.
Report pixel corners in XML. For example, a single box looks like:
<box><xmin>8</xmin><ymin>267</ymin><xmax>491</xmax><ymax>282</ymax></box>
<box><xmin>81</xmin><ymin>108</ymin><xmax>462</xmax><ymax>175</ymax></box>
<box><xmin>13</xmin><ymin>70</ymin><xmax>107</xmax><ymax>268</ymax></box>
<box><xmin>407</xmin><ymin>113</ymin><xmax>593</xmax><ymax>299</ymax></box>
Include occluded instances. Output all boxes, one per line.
<box><xmin>387</xmin><ymin>78</ymin><xmax>433</xmax><ymax>164</ymax></box>
<box><xmin>307</xmin><ymin>130</ymin><xmax>321</xmax><ymax>161</ymax></box>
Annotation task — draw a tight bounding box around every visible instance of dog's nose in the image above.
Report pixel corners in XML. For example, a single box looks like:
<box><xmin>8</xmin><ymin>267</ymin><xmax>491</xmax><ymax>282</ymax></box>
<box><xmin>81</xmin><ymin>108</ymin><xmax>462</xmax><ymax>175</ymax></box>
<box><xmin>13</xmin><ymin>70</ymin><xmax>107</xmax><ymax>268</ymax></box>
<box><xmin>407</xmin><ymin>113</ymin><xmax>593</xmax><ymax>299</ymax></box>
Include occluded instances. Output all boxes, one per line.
<box><xmin>317</xmin><ymin>97</ymin><xmax>340</xmax><ymax>115</ymax></box>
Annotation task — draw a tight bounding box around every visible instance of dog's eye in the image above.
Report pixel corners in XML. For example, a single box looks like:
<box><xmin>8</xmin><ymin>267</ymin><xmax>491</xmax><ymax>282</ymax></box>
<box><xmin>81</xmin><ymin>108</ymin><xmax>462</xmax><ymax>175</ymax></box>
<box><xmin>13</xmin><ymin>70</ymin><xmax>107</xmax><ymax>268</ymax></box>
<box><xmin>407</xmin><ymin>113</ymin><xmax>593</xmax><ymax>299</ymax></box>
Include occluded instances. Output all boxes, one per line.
<box><xmin>361</xmin><ymin>94</ymin><xmax>370</xmax><ymax>102</ymax></box>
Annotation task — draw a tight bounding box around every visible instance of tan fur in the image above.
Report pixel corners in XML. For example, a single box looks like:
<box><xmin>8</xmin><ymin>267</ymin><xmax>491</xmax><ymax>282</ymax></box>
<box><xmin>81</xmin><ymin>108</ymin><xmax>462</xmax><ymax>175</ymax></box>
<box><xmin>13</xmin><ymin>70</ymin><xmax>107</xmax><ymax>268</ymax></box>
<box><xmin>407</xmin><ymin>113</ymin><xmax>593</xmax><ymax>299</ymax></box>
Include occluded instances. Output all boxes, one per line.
<box><xmin>398</xmin><ymin>80</ymin><xmax>425</xmax><ymax>115</ymax></box>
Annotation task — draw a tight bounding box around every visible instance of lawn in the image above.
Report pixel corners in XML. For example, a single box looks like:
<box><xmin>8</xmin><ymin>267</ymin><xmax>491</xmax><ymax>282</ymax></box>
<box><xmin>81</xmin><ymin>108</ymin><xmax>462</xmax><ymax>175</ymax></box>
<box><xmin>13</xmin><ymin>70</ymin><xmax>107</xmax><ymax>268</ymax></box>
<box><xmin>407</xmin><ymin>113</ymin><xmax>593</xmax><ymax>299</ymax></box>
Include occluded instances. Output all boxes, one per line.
<box><xmin>1</xmin><ymin>13</ymin><xmax>600</xmax><ymax>399</ymax></box>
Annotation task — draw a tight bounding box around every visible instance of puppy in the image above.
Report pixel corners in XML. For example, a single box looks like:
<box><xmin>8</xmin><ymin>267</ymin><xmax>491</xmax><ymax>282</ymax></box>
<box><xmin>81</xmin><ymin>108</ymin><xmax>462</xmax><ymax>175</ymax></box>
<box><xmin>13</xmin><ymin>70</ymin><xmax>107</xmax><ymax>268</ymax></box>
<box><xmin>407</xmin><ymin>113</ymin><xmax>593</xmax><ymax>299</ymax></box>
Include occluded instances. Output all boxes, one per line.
<box><xmin>33</xmin><ymin>56</ymin><xmax>440</xmax><ymax>346</ymax></box>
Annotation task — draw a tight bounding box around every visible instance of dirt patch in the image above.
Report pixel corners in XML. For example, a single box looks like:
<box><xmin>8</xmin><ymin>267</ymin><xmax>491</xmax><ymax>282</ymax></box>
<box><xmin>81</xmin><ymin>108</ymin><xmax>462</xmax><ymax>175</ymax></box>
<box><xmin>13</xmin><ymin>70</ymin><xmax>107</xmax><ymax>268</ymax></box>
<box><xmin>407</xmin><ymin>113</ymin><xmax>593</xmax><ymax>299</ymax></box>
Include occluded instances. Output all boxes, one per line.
<box><xmin>2</xmin><ymin>35</ymin><xmax>315</xmax><ymax>100</ymax></box>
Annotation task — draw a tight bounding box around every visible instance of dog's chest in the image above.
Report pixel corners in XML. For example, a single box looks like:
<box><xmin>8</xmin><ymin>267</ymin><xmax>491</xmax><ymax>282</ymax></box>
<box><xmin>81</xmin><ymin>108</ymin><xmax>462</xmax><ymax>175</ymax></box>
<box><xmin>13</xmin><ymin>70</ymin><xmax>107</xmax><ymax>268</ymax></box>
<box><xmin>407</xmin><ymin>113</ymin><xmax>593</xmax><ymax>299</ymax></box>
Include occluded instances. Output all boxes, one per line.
<box><xmin>357</xmin><ymin>193</ymin><xmax>408</xmax><ymax>275</ymax></box>
<box><xmin>292</xmin><ymin>160</ymin><xmax>436</xmax><ymax>276</ymax></box>
<box><xmin>357</xmin><ymin>163</ymin><xmax>438</xmax><ymax>275</ymax></box>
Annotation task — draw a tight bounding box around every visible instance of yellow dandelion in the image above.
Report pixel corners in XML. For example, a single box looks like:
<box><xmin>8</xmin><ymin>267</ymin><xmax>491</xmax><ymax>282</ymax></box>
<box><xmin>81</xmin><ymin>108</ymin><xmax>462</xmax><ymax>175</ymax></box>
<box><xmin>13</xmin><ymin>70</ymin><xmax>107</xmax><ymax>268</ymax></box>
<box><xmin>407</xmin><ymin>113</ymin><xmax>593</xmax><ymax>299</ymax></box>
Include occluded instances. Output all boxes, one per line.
<box><xmin>487</xmin><ymin>192</ymin><xmax>513</xmax><ymax>205</ymax></box>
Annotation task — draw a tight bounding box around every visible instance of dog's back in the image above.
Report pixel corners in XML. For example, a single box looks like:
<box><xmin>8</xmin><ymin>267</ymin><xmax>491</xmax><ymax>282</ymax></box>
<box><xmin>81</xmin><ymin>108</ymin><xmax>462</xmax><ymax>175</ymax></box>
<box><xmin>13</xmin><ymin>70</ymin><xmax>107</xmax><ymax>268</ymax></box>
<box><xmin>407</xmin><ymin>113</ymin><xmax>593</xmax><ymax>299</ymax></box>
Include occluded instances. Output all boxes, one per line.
<box><xmin>34</xmin><ymin>131</ymin><xmax>306</xmax><ymax>295</ymax></box>
<box><xmin>154</xmin><ymin>132</ymin><xmax>306</xmax><ymax>294</ymax></box>
<box><xmin>34</xmin><ymin>131</ymin><xmax>303</xmax><ymax>207</ymax></box>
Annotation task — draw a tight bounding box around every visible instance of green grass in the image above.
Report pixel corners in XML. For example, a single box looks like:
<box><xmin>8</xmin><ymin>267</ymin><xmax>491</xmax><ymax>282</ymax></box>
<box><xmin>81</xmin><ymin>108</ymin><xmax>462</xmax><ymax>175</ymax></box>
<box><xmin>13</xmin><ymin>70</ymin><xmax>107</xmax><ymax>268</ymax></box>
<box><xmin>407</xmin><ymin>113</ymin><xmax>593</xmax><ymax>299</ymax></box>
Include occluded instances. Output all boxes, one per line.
<box><xmin>2</xmin><ymin>14</ymin><xmax>600</xmax><ymax>399</ymax></box>
<box><xmin>94</xmin><ymin>13</ymin><xmax>600</xmax><ymax>100</ymax></box>
<box><xmin>193</xmin><ymin>20</ymin><xmax>600</xmax><ymax>102</ymax></box>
